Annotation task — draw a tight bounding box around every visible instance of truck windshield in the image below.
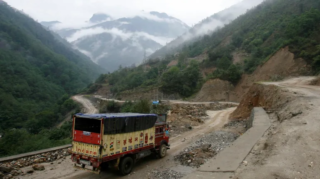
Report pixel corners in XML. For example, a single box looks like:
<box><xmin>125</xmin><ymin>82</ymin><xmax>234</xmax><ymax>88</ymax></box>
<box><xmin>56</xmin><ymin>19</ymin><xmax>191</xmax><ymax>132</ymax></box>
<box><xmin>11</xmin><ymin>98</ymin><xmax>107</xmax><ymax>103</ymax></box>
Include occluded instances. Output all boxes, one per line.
<box><xmin>74</xmin><ymin>118</ymin><xmax>101</xmax><ymax>133</ymax></box>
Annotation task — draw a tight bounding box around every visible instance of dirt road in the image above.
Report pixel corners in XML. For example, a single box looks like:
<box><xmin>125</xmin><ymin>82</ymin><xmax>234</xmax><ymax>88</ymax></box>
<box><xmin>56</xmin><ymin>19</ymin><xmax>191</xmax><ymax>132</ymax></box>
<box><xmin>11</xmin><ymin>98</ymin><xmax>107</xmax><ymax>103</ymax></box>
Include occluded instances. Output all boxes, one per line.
<box><xmin>235</xmin><ymin>77</ymin><xmax>320</xmax><ymax>179</ymax></box>
<box><xmin>20</xmin><ymin>107</ymin><xmax>236</xmax><ymax>179</ymax></box>
<box><xmin>93</xmin><ymin>95</ymin><xmax>239</xmax><ymax>105</ymax></box>
<box><xmin>72</xmin><ymin>95</ymin><xmax>98</xmax><ymax>114</ymax></box>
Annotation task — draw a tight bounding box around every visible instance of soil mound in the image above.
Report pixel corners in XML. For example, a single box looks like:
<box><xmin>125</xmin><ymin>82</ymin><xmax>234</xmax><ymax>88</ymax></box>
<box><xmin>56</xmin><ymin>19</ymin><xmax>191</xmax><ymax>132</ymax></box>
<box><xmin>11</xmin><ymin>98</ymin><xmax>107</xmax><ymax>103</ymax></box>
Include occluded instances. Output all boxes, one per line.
<box><xmin>234</xmin><ymin>47</ymin><xmax>311</xmax><ymax>99</ymax></box>
<box><xmin>310</xmin><ymin>76</ymin><xmax>320</xmax><ymax>86</ymax></box>
<box><xmin>192</xmin><ymin>79</ymin><xmax>238</xmax><ymax>102</ymax></box>
<box><xmin>230</xmin><ymin>84</ymin><xmax>291</xmax><ymax>120</ymax></box>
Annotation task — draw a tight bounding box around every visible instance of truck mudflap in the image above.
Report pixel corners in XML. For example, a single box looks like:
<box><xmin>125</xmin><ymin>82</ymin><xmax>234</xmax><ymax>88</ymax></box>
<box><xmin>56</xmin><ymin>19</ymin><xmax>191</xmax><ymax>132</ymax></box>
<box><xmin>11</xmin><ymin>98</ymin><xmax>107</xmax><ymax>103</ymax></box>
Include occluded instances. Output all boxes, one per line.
<box><xmin>166</xmin><ymin>144</ymin><xmax>170</xmax><ymax>149</ymax></box>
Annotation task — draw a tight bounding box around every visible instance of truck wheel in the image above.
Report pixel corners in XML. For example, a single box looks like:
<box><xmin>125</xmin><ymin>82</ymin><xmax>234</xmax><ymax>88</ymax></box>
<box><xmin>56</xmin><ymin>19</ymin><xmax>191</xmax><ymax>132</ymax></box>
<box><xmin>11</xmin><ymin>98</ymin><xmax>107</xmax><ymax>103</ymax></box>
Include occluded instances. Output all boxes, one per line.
<box><xmin>159</xmin><ymin>144</ymin><xmax>167</xmax><ymax>158</ymax></box>
<box><xmin>119</xmin><ymin>156</ymin><xmax>134</xmax><ymax>175</ymax></box>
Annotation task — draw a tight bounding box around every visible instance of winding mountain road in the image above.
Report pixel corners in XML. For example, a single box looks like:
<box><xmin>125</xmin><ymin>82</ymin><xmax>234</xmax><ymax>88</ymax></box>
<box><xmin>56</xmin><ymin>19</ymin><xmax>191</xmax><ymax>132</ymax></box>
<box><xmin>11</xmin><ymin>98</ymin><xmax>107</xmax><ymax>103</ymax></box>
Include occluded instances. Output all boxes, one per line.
<box><xmin>72</xmin><ymin>95</ymin><xmax>98</xmax><ymax>114</ymax></box>
<box><xmin>21</xmin><ymin>105</ymin><xmax>236</xmax><ymax>179</ymax></box>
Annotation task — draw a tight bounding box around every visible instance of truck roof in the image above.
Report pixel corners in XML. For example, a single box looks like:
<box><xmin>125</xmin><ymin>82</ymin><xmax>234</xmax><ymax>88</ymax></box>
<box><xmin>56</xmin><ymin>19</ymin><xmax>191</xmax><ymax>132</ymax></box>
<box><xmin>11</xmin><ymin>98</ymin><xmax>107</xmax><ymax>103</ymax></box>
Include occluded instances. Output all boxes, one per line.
<box><xmin>74</xmin><ymin>113</ymin><xmax>157</xmax><ymax>119</ymax></box>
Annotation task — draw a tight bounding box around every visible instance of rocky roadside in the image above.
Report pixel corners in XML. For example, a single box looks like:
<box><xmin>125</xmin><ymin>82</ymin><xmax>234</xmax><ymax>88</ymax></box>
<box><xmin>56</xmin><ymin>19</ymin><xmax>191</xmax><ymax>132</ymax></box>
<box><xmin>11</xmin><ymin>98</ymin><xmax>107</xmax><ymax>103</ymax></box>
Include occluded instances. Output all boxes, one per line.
<box><xmin>168</xmin><ymin>103</ymin><xmax>237</xmax><ymax>137</ymax></box>
<box><xmin>174</xmin><ymin>131</ymin><xmax>239</xmax><ymax>168</ymax></box>
<box><xmin>147</xmin><ymin>169</ymin><xmax>184</xmax><ymax>179</ymax></box>
<box><xmin>0</xmin><ymin>148</ymin><xmax>71</xmax><ymax>179</ymax></box>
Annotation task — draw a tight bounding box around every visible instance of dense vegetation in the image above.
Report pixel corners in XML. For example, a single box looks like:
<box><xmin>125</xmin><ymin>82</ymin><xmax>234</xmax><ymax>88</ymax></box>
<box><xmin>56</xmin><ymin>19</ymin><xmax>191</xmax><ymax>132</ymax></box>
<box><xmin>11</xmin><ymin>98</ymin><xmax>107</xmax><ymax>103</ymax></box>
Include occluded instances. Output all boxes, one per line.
<box><xmin>180</xmin><ymin>0</ymin><xmax>320</xmax><ymax>76</ymax></box>
<box><xmin>87</xmin><ymin>55</ymin><xmax>203</xmax><ymax>98</ymax></box>
<box><xmin>0</xmin><ymin>3</ymin><xmax>104</xmax><ymax>157</ymax></box>
<box><xmin>99</xmin><ymin>99</ymin><xmax>169</xmax><ymax>115</ymax></box>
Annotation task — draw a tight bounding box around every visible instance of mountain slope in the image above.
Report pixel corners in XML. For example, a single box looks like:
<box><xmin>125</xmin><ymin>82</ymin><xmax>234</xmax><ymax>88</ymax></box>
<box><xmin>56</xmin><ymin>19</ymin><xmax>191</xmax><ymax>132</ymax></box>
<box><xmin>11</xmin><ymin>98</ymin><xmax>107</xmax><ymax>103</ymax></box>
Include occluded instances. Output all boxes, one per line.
<box><xmin>43</xmin><ymin>12</ymin><xmax>189</xmax><ymax>72</ymax></box>
<box><xmin>149</xmin><ymin>0</ymin><xmax>264</xmax><ymax>59</ymax></box>
<box><xmin>86</xmin><ymin>0</ymin><xmax>320</xmax><ymax>101</ymax></box>
<box><xmin>0</xmin><ymin>1</ymin><xmax>105</xmax><ymax>156</ymax></box>
<box><xmin>89</xmin><ymin>13</ymin><xmax>113</xmax><ymax>23</ymax></box>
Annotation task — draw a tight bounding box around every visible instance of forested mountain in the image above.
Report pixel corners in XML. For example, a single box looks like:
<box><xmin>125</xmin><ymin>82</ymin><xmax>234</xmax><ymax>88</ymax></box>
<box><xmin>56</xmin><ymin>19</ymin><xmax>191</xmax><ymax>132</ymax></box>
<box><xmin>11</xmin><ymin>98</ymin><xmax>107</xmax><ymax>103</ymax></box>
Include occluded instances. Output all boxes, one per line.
<box><xmin>149</xmin><ymin>0</ymin><xmax>264</xmax><ymax>59</ymax></box>
<box><xmin>0</xmin><ymin>2</ymin><xmax>105</xmax><ymax>156</ymax></box>
<box><xmin>42</xmin><ymin>12</ymin><xmax>189</xmax><ymax>72</ymax></box>
<box><xmin>88</xmin><ymin>0</ymin><xmax>320</xmax><ymax>99</ymax></box>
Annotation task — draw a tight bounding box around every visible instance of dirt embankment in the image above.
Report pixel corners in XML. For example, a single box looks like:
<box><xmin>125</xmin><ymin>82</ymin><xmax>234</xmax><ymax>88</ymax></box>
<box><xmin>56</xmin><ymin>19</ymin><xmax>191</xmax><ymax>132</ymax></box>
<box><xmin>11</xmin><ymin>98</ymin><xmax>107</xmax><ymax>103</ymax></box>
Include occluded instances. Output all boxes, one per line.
<box><xmin>193</xmin><ymin>47</ymin><xmax>311</xmax><ymax>103</ymax></box>
<box><xmin>233</xmin><ymin>78</ymin><xmax>319</xmax><ymax>179</ymax></box>
<box><xmin>234</xmin><ymin>46</ymin><xmax>311</xmax><ymax>97</ymax></box>
<box><xmin>310</xmin><ymin>76</ymin><xmax>320</xmax><ymax>86</ymax></box>
<box><xmin>230</xmin><ymin>84</ymin><xmax>292</xmax><ymax>120</ymax></box>
<box><xmin>192</xmin><ymin>79</ymin><xmax>239</xmax><ymax>102</ymax></box>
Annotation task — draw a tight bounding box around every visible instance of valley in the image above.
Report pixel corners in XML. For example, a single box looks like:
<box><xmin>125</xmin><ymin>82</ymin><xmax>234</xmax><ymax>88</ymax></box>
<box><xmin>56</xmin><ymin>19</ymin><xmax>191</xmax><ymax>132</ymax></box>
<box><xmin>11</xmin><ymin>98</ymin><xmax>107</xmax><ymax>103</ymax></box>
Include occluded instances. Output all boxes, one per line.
<box><xmin>1</xmin><ymin>0</ymin><xmax>320</xmax><ymax>178</ymax></box>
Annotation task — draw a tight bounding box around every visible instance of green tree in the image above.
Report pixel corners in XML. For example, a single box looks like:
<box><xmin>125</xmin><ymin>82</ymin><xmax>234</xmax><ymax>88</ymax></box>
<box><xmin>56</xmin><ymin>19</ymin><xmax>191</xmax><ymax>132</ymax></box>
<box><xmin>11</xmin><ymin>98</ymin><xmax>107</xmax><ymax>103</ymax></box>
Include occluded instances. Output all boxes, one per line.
<box><xmin>160</xmin><ymin>66</ymin><xmax>181</xmax><ymax>94</ymax></box>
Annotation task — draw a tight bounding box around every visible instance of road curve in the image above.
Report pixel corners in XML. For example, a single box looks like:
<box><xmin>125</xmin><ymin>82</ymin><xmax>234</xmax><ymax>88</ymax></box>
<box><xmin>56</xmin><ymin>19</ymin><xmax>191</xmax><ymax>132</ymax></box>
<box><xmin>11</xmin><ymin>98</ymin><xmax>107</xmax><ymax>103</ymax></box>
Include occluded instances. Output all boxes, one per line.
<box><xmin>72</xmin><ymin>95</ymin><xmax>98</xmax><ymax>114</ymax></box>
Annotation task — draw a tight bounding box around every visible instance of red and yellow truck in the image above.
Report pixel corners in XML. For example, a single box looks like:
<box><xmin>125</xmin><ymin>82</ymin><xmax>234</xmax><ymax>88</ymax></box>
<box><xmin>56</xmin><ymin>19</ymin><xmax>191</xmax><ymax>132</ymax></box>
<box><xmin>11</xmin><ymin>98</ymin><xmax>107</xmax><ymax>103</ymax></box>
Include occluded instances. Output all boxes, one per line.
<box><xmin>71</xmin><ymin>113</ymin><xmax>169</xmax><ymax>175</ymax></box>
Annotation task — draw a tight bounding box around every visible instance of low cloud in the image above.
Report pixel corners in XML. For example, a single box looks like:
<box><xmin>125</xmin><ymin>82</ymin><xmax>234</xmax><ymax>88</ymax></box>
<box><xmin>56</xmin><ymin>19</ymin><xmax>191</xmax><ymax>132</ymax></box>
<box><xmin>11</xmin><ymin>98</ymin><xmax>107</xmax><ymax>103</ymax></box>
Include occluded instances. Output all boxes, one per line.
<box><xmin>165</xmin><ymin>0</ymin><xmax>263</xmax><ymax>48</ymax></box>
<box><xmin>50</xmin><ymin>18</ymin><xmax>113</xmax><ymax>30</ymax></box>
<box><xmin>67</xmin><ymin>27</ymin><xmax>131</xmax><ymax>42</ymax></box>
<box><xmin>67</xmin><ymin>27</ymin><xmax>173</xmax><ymax>46</ymax></box>
<box><xmin>135</xmin><ymin>11</ymin><xmax>182</xmax><ymax>24</ymax></box>
<box><xmin>135</xmin><ymin>32</ymin><xmax>173</xmax><ymax>45</ymax></box>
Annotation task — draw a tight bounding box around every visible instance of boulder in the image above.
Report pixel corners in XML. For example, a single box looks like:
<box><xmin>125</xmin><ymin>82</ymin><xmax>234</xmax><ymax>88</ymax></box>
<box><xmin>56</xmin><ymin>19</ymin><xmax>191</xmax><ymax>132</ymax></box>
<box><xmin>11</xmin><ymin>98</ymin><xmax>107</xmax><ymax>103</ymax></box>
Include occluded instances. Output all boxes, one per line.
<box><xmin>0</xmin><ymin>166</ymin><xmax>12</xmax><ymax>173</ymax></box>
<box><xmin>32</xmin><ymin>164</ymin><xmax>45</xmax><ymax>171</ymax></box>
<box><xmin>26</xmin><ymin>169</ymin><xmax>34</xmax><ymax>174</ymax></box>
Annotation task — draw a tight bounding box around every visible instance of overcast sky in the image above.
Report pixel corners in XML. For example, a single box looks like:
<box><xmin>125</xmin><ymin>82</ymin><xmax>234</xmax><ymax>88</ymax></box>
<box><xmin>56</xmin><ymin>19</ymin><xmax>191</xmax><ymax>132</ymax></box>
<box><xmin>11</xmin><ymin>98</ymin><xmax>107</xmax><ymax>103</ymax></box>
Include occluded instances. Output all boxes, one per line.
<box><xmin>6</xmin><ymin>0</ymin><xmax>242</xmax><ymax>26</ymax></box>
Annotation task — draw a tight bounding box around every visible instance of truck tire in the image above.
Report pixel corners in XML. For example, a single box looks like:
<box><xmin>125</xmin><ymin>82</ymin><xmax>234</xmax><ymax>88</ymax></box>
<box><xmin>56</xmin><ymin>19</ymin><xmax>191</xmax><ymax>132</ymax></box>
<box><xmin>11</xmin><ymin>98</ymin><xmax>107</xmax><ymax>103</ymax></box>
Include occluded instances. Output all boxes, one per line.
<box><xmin>159</xmin><ymin>144</ymin><xmax>167</xmax><ymax>158</ymax></box>
<box><xmin>119</xmin><ymin>156</ymin><xmax>134</xmax><ymax>175</ymax></box>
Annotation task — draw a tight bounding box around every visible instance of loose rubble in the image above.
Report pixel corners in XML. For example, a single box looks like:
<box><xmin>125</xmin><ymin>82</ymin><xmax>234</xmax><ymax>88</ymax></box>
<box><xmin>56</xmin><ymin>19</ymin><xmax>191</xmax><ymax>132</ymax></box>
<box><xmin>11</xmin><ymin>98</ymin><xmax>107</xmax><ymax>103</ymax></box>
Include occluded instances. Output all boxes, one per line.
<box><xmin>224</xmin><ymin>119</ymin><xmax>248</xmax><ymax>135</ymax></box>
<box><xmin>168</xmin><ymin>103</ymin><xmax>237</xmax><ymax>136</ymax></box>
<box><xmin>0</xmin><ymin>148</ymin><xmax>71</xmax><ymax>178</ymax></box>
<box><xmin>174</xmin><ymin>145</ymin><xmax>215</xmax><ymax>167</ymax></box>
<box><xmin>175</xmin><ymin>131</ymin><xmax>238</xmax><ymax>168</ymax></box>
<box><xmin>148</xmin><ymin>169</ymin><xmax>184</xmax><ymax>179</ymax></box>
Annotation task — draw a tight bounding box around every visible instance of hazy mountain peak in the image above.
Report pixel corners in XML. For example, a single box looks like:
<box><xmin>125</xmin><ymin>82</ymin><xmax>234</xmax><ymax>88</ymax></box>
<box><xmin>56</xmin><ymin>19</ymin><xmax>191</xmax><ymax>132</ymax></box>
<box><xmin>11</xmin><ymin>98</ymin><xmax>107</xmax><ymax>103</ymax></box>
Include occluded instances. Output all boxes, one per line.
<box><xmin>149</xmin><ymin>11</ymin><xmax>171</xmax><ymax>19</ymax></box>
<box><xmin>90</xmin><ymin>13</ymin><xmax>112</xmax><ymax>23</ymax></box>
<box><xmin>45</xmin><ymin>11</ymin><xmax>189</xmax><ymax>72</ymax></box>
<box><xmin>0</xmin><ymin>0</ymin><xmax>7</xmax><ymax>5</ymax></box>
<box><xmin>40</xmin><ymin>21</ymin><xmax>61</xmax><ymax>28</ymax></box>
